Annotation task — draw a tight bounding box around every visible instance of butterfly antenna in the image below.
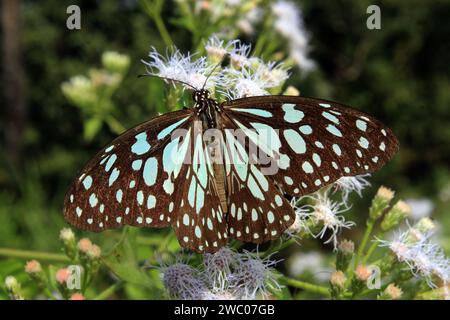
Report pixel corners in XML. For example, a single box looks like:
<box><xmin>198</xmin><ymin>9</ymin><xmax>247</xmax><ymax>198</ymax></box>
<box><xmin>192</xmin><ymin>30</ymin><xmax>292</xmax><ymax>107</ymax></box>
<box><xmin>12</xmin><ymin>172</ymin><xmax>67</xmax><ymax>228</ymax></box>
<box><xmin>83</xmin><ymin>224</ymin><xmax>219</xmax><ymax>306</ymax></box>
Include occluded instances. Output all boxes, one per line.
<box><xmin>201</xmin><ymin>59</ymin><xmax>223</xmax><ymax>91</ymax></box>
<box><xmin>137</xmin><ymin>73</ymin><xmax>197</xmax><ymax>90</ymax></box>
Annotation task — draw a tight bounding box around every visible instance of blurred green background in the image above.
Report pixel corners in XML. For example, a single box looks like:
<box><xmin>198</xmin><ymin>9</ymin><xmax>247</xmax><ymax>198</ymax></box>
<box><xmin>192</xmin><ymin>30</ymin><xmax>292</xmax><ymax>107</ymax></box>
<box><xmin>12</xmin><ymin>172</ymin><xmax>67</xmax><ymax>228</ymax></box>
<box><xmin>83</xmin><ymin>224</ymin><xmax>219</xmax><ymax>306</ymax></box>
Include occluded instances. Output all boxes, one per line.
<box><xmin>0</xmin><ymin>0</ymin><xmax>449</xmax><ymax>299</ymax></box>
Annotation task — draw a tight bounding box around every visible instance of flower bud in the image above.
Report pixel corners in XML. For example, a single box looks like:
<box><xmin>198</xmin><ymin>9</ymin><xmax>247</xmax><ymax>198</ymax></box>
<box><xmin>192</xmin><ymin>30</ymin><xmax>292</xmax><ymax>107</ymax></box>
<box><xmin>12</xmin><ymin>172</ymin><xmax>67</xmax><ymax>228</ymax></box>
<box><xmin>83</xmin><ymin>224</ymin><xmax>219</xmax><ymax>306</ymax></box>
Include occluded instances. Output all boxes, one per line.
<box><xmin>86</xmin><ymin>244</ymin><xmax>101</xmax><ymax>259</ymax></box>
<box><xmin>206</xmin><ymin>45</ymin><xmax>227</xmax><ymax>64</ymax></box>
<box><xmin>330</xmin><ymin>270</ymin><xmax>346</xmax><ymax>289</ymax></box>
<box><xmin>369</xmin><ymin>186</ymin><xmax>394</xmax><ymax>220</ymax></box>
<box><xmin>78</xmin><ymin>238</ymin><xmax>93</xmax><ymax>253</ymax></box>
<box><xmin>25</xmin><ymin>260</ymin><xmax>47</xmax><ymax>288</ymax></box>
<box><xmin>25</xmin><ymin>260</ymin><xmax>42</xmax><ymax>274</ymax></box>
<box><xmin>56</xmin><ymin>268</ymin><xmax>71</xmax><ymax>285</ymax></box>
<box><xmin>381</xmin><ymin>200</ymin><xmax>411</xmax><ymax>231</ymax></box>
<box><xmin>61</xmin><ymin>75</ymin><xmax>96</xmax><ymax>107</ymax></box>
<box><xmin>336</xmin><ymin>239</ymin><xmax>354</xmax><ymax>271</ymax></box>
<box><xmin>283</xmin><ymin>86</ymin><xmax>300</xmax><ymax>96</ymax></box>
<box><xmin>70</xmin><ymin>292</ymin><xmax>85</xmax><ymax>300</ymax></box>
<box><xmin>339</xmin><ymin>239</ymin><xmax>355</xmax><ymax>255</ymax></box>
<box><xmin>355</xmin><ymin>265</ymin><xmax>371</xmax><ymax>282</ymax></box>
<box><xmin>329</xmin><ymin>270</ymin><xmax>347</xmax><ymax>299</ymax></box>
<box><xmin>378</xmin><ymin>283</ymin><xmax>403</xmax><ymax>300</ymax></box>
<box><xmin>5</xmin><ymin>276</ymin><xmax>24</xmax><ymax>300</ymax></box>
<box><xmin>5</xmin><ymin>276</ymin><xmax>19</xmax><ymax>291</ymax></box>
<box><xmin>102</xmin><ymin>51</ymin><xmax>130</xmax><ymax>74</ymax></box>
<box><xmin>414</xmin><ymin>217</ymin><xmax>435</xmax><ymax>234</ymax></box>
<box><xmin>60</xmin><ymin>228</ymin><xmax>77</xmax><ymax>260</ymax></box>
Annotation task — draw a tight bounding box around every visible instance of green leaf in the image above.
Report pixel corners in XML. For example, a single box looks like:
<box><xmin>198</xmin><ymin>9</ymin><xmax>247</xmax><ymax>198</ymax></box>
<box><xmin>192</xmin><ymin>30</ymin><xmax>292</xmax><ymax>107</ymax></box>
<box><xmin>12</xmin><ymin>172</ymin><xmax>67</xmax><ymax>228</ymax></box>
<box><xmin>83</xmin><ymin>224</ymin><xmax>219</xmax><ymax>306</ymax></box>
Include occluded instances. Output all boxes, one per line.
<box><xmin>83</xmin><ymin>117</ymin><xmax>103</xmax><ymax>141</ymax></box>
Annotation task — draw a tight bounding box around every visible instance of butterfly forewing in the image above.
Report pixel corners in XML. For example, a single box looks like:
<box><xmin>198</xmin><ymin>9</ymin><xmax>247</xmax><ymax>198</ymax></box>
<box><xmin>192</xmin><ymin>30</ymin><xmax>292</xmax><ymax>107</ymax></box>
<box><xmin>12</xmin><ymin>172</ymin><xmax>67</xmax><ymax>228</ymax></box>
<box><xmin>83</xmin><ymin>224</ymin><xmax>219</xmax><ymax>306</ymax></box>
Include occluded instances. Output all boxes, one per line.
<box><xmin>63</xmin><ymin>110</ymin><xmax>194</xmax><ymax>231</ymax></box>
<box><xmin>222</xmin><ymin>96</ymin><xmax>399</xmax><ymax>197</ymax></box>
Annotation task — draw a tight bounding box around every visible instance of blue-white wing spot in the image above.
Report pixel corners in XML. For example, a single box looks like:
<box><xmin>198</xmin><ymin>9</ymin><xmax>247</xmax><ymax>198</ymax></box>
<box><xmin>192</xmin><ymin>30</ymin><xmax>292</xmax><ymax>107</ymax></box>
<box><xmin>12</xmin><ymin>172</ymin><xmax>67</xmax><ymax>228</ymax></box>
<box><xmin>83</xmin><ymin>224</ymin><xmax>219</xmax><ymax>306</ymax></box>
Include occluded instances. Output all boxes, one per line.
<box><xmin>157</xmin><ymin>117</ymin><xmax>189</xmax><ymax>140</ymax></box>
<box><xmin>230</xmin><ymin>108</ymin><xmax>273</xmax><ymax>118</ymax></box>
<box><xmin>282</xmin><ymin>103</ymin><xmax>304</xmax><ymax>123</ymax></box>
<box><xmin>131</xmin><ymin>132</ymin><xmax>151</xmax><ymax>155</ymax></box>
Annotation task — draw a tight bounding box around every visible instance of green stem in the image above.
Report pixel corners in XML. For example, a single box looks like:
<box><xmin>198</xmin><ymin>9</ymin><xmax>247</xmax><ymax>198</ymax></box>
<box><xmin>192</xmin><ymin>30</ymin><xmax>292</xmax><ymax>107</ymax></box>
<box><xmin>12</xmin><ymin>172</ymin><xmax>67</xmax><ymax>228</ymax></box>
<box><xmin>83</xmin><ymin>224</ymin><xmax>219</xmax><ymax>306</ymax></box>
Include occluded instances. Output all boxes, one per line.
<box><xmin>0</xmin><ymin>248</ymin><xmax>69</xmax><ymax>262</ymax></box>
<box><xmin>93</xmin><ymin>282</ymin><xmax>123</xmax><ymax>300</ymax></box>
<box><xmin>141</xmin><ymin>0</ymin><xmax>173</xmax><ymax>47</ymax></box>
<box><xmin>105</xmin><ymin>115</ymin><xmax>126</xmax><ymax>134</ymax></box>
<box><xmin>153</xmin><ymin>14</ymin><xmax>173</xmax><ymax>47</ymax></box>
<box><xmin>354</xmin><ymin>218</ymin><xmax>375</xmax><ymax>268</ymax></box>
<box><xmin>362</xmin><ymin>233</ymin><xmax>384</xmax><ymax>264</ymax></box>
<box><xmin>281</xmin><ymin>276</ymin><xmax>330</xmax><ymax>297</ymax></box>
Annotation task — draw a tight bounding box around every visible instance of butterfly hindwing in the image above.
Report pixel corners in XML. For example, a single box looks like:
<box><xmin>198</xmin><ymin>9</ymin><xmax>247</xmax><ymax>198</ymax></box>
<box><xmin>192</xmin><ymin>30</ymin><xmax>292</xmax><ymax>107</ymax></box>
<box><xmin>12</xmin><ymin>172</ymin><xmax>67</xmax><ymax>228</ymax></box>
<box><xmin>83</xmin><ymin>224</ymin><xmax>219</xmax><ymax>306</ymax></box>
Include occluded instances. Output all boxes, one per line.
<box><xmin>222</xmin><ymin>95</ymin><xmax>399</xmax><ymax>197</ymax></box>
<box><xmin>63</xmin><ymin>110</ymin><xmax>193</xmax><ymax>231</ymax></box>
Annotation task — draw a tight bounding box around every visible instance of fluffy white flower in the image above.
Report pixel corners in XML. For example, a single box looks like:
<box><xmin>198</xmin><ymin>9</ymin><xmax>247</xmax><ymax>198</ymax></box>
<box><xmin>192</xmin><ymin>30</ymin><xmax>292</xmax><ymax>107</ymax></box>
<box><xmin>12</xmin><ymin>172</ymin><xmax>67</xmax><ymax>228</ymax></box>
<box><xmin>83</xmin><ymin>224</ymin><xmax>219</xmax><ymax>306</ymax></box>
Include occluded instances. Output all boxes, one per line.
<box><xmin>222</xmin><ymin>61</ymin><xmax>289</xmax><ymax>99</ymax></box>
<box><xmin>205</xmin><ymin>35</ymin><xmax>234</xmax><ymax>63</ymax></box>
<box><xmin>229</xmin><ymin>40</ymin><xmax>252</xmax><ymax>69</ymax></box>
<box><xmin>271</xmin><ymin>1</ymin><xmax>314</xmax><ymax>71</ymax></box>
<box><xmin>378</xmin><ymin>227</ymin><xmax>450</xmax><ymax>288</ymax></box>
<box><xmin>143</xmin><ymin>48</ymin><xmax>218</xmax><ymax>90</ymax></box>
<box><xmin>405</xmin><ymin>198</ymin><xmax>434</xmax><ymax>220</ymax></box>
<box><xmin>237</xmin><ymin>7</ymin><xmax>263</xmax><ymax>35</ymax></box>
<box><xmin>287</xmin><ymin>252</ymin><xmax>325</xmax><ymax>278</ymax></box>
<box><xmin>312</xmin><ymin>194</ymin><xmax>354</xmax><ymax>248</ymax></box>
<box><xmin>228</xmin><ymin>251</ymin><xmax>281</xmax><ymax>299</ymax></box>
<box><xmin>334</xmin><ymin>174</ymin><xmax>371</xmax><ymax>201</ymax></box>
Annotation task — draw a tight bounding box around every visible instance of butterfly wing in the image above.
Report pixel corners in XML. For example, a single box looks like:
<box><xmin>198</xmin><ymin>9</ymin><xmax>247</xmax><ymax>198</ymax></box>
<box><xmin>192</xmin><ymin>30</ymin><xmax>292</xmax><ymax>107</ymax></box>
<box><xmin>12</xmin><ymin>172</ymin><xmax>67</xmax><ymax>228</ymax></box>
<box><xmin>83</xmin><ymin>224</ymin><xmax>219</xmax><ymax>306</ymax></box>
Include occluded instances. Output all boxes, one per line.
<box><xmin>222</xmin><ymin>95</ymin><xmax>399</xmax><ymax>198</ymax></box>
<box><xmin>169</xmin><ymin>117</ymin><xmax>228</xmax><ymax>252</ymax></box>
<box><xmin>63</xmin><ymin>110</ymin><xmax>194</xmax><ymax>231</ymax></box>
<box><xmin>220</xmin><ymin>115</ymin><xmax>295</xmax><ymax>243</ymax></box>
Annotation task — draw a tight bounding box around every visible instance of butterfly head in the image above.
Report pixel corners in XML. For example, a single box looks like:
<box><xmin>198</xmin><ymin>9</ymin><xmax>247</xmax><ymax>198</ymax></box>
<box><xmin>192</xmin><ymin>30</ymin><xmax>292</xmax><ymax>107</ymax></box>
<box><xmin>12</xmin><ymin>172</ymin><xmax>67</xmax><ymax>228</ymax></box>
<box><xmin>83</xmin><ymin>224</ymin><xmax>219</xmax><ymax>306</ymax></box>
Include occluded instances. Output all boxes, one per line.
<box><xmin>193</xmin><ymin>89</ymin><xmax>210</xmax><ymax>104</ymax></box>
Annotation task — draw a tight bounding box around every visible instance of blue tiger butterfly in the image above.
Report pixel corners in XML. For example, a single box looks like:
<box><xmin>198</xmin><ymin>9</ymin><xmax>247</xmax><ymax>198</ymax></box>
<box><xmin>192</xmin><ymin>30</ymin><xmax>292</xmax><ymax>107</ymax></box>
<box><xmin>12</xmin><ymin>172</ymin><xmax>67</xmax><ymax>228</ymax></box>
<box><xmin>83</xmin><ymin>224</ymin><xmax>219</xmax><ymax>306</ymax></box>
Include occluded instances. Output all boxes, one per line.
<box><xmin>64</xmin><ymin>78</ymin><xmax>398</xmax><ymax>253</ymax></box>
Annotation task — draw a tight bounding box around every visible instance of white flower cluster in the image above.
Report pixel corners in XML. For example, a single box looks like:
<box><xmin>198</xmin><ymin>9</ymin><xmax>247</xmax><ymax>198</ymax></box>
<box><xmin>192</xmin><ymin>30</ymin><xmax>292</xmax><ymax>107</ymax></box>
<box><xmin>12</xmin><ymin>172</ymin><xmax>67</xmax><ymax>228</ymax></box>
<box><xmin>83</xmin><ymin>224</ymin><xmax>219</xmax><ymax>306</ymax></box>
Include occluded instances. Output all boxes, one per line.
<box><xmin>271</xmin><ymin>1</ymin><xmax>314</xmax><ymax>71</ymax></box>
<box><xmin>287</xmin><ymin>175</ymin><xmax>370</xmax><ymax>248</ymax></box>
<box><xmin>378</xmin><ymin>222</ymin><xmax>450</xmax><ymax>288</ymax></box>
<box><xmin>159</xmin><ymin>247</ymin><xmax>281</xmax><ymax>300</ymax></box>
<box><xmin>289</xmin><ymin>191</ymin><xmax>355</xmax><ymax>248</ymax></box>
<box><xmin>143</xmin><ymin>36</ymin><xmax>289</xmax><ymax>100</ymax></box>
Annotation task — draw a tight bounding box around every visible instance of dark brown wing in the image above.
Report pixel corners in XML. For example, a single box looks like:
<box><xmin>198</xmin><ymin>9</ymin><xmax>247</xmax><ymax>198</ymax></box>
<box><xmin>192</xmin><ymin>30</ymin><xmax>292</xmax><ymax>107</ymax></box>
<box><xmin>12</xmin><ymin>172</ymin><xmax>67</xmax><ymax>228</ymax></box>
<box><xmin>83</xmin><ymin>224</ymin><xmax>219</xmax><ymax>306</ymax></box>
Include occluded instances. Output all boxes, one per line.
<box><xmin>221</xmin><ymin>95</ymin><xmax>399</xmax><ymax>197</ymax></box>
<box><xmin>63</xmin><ymin>110</ymin><xmax>193</xmax><ymax>231</ymax></box>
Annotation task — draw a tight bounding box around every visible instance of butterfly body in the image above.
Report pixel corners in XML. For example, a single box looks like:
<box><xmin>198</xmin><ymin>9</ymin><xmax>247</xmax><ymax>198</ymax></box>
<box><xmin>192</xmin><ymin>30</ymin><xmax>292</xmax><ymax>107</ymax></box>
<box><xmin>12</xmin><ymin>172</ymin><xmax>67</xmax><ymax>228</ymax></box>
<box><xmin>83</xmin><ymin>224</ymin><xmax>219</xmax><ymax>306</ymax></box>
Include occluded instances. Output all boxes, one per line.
<box><xmin>64</xmin><ymin>92</ymin><xmax>399</xmax><ymax>253</ymax></box>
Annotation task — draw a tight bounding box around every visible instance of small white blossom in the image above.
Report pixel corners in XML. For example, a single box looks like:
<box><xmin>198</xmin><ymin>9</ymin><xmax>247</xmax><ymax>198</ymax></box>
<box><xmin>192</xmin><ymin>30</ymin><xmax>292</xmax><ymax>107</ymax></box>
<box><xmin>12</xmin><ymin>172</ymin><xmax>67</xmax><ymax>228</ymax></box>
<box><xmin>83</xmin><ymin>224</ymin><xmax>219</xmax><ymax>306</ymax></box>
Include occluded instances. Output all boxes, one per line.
<box><xmin>4</xmin><ymin>276</ymin><xmax>19</xmax><ymax>290</ymax></box>
<box><xmin>237</xmin><ymin>7</ymin><xmax>263</xmax><ymax>35</ymax></box>
<box><xmin>205</xmin><ymin>35</ymin><xmax>234</xmax><ymax>63</ymax></box>
<box><xmin>144</xmin><ymin>48</ymin><xmax>218</xmax><ymax>90</ymax></box>
<box><xmin>378</xmin><ymin>227</ymin><xmax>450</xmax><ymax>288</ymax></box>
<box><xmin>307</xmin><ymin>192</ymin><xmax>354</xmax><ymax>248</ymax></box>
<box><xmin>334</xmin><ymin>174</ymin><xmax>371</xmax><ymax>201</ymax></box>
<box><xmin>222</xmin><ymin>61</ymin><xmax>289</xmax><ymax>99</ymax></box>
<box><xmin>229</xmin><ymin>41</ymin><xmax>252</xmax><ymax>69</ymax></box>
<box><xmin>288</xmin><ymin>252</ymin><xmax>326</xmax><ymax>279</ymax></box>
<box><xmin>272</xmin><ymin>1</ymin><xmax>314</xmax><ymax>71</ymax></box>
<box><xmin>405</xmin><ymin>198</ymin><xmax>434</xmax><ymax>220</ymax></box>
<box><xmin>59</xmin><ymin>227</ymin><xmax>75</xmax><ymax>243</ymax></box>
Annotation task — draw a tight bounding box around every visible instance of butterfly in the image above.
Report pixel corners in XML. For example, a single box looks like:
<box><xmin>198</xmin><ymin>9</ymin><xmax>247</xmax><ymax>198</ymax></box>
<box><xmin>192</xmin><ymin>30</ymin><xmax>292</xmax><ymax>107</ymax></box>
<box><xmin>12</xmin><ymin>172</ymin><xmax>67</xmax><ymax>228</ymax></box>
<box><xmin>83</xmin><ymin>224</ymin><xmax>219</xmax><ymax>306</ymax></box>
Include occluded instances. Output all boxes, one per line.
<box><xmin>64</xmin><ymin>88</ymin><xmax>399</xmax><ymax>253</ymax></box>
